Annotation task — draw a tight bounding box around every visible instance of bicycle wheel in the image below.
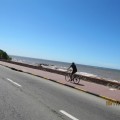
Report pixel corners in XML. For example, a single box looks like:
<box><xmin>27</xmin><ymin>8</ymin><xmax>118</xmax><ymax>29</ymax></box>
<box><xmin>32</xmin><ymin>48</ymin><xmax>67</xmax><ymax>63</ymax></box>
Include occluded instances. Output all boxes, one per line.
<box><xmin>65</xmin><ymin>73</ymin><xmax>71</xmax><ymax>82</ymax></box>
<box><xmin>73</xmin><ymin>76</ymin><xmax>80</xmax><ymax>84</ymax></box>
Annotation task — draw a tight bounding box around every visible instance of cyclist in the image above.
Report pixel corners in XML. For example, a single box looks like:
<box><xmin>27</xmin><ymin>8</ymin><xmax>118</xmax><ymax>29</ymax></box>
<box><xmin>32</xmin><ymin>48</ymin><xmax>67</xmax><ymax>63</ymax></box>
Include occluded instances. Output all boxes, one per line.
<box><xmin>67</xmin><ymin>62</ymin><xmax>77</xmax><ymax>81</ymax></box>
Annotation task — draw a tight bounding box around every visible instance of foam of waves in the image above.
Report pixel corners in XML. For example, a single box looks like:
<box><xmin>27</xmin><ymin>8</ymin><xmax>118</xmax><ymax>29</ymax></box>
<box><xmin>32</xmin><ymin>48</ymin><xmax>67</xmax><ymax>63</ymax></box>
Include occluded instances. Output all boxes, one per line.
<box><xmin>112</xmin><ymin>80</ymin><xmax>119</xmax><ymax>82</ymax></box>
<box><xmin>57</xmin><ymin>69</ymin><xmax>67</xmax><ymax>72</ymax></box>
<box><xmin>12</xmin><ymin>58</ymin><xmax>25</xmax><ymax>63</ymax></box>
<box><xmin>12</xmin><ymin>58</ymin><xmax>36</xmax><ymax>66</ymax></box>
<box><xmin>42</xmin><ymin>65</ymin><xmax>98</xmax><ymax>78</ymax></box>
<box><xmin>11</xmin><ymin>57</ymin><xmax>120</xmax><ymax>82</ymax></box>
<box><xmin>41</xmin><ymin>64</ymin><xmax>58</xmax><ymax>70</ymax></box>
<box><xmin>77</xmin><ymin>72</ymin><xmax>98</xmax><ymax>77</ymax></box>
<box><xmin>106</xmin><ymin>79</ymin><xmax>119</xmax><ymax>83</ymax></box>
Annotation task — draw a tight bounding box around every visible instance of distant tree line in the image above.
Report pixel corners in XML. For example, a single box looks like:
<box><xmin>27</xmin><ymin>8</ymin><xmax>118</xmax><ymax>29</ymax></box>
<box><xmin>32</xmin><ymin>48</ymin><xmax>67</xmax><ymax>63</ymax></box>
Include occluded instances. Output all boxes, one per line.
<box><xmin>0</xmin><ymin>49</ymin><xmax>11</xmax><ymax>60</ymax></box>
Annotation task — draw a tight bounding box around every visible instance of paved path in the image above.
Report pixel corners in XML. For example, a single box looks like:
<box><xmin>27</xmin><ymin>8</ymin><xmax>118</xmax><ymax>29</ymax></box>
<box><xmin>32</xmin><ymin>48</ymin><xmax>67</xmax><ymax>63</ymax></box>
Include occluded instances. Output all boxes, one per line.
<box><xmin>0</xmin><ymin>61</ymin><xmax>120</xmax><ymax>103</ymax></box>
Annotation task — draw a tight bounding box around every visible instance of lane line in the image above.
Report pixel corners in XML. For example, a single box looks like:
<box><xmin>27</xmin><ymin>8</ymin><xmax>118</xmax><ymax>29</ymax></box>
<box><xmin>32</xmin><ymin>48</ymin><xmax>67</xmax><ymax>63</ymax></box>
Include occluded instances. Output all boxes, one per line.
<box><xmin>60</xmin><ymin>110</ymin><xmax>79</xmax><ymax>120</ymax></box>
<box><xmin>7</xmin><ymin>78</ymin><xmax>22</xmax><ymax>87</ymax></box>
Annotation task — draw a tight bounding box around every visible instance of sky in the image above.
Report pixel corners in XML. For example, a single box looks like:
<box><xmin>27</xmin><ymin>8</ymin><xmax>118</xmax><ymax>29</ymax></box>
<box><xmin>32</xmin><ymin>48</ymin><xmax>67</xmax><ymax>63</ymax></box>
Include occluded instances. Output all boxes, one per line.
<box><xmin>0</xmin><ymin>0</ymin><xmax>120</xmax><ymax>69</ymax></box>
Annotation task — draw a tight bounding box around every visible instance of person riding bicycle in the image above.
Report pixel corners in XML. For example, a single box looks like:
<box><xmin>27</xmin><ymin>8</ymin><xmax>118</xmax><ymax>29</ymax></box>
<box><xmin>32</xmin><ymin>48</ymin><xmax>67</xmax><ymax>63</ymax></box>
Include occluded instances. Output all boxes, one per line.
<box><xmin>67</xmin><ymin>62</ymin><xmax>77</xmax><ymax>81</ymax></box>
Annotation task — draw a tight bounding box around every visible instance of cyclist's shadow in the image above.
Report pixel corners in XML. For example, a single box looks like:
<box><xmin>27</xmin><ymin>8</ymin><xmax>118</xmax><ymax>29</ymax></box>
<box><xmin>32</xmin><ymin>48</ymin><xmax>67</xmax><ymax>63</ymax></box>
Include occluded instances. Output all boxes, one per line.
<box><xmin>70</xmin><ymin>80</ymin><xmax>84</xmax><ymax>86</ymax></box>
<box><xmin>75</xmin><ymin>83</ymin><xmax>84</xmax><ymax>86</ymax></box>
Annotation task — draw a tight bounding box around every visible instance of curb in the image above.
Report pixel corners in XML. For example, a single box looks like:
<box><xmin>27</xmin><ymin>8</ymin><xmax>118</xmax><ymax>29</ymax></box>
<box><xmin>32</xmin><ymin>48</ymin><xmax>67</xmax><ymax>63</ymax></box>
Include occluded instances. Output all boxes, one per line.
<box><xmin>35</xmin><ymin>75</ymin><xmax>120</xmax><ymax>104</ymax></box>
<box><xmin>1</xmin><ymin>64</ymin><xmax>120</xmax><ymax>104</ymax></box>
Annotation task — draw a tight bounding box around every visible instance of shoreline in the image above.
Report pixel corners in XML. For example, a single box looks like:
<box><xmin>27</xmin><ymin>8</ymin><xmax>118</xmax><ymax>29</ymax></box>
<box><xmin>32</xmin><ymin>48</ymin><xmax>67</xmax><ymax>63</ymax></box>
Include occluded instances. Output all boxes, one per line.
<box><xmin>11</xmin><ymin>55</ymin><xmax>120</xmax><ymax>71</ymax></box>
<box><xmin>11</xmin><ymin>57</ymin><xmax>120</xmax><ymax>82</ymax></box>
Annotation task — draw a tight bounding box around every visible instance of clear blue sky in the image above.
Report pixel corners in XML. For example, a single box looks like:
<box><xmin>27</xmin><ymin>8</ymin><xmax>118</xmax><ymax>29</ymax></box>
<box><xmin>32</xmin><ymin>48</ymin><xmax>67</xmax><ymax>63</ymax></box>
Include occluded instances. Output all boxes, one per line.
<box><xmin>0</xmin><ymin>0</ymin><xmax>120</xmax><ymax>69</ymax></box>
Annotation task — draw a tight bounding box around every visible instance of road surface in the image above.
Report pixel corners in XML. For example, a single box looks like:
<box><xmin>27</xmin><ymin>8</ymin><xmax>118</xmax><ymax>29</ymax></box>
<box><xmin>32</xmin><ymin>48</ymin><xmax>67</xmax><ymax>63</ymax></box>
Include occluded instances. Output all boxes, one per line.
<box><xmin>0</xmin><ymin>65</ymin><xmax>120</xmax><ymax>120</ymax></box>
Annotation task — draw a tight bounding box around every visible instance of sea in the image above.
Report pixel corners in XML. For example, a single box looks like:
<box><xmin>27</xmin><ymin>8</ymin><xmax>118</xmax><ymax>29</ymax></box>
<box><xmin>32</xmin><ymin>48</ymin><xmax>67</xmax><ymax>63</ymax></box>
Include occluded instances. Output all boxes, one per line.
<box><xmin>10</xmin><ymin>55</ymin><xmax>120</xmax><ymax>82</ymax></box>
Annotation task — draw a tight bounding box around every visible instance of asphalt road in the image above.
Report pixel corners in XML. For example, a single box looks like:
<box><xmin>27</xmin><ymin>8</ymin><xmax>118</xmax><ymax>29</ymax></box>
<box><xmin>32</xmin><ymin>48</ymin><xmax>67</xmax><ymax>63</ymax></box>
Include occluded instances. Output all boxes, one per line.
<box><xmin>0</xmin><ymin>65</ymin><xmax>120</xmax><ymax>120</ymax></box>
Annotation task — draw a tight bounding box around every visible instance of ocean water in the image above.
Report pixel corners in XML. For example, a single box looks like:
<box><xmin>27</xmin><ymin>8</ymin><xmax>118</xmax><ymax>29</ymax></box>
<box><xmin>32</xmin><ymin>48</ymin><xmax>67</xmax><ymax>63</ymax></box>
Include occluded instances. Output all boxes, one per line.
<box><xmin>10</xmin><ymin>55</ymin><xmax>120</xmax><ymax>82</ymax></box>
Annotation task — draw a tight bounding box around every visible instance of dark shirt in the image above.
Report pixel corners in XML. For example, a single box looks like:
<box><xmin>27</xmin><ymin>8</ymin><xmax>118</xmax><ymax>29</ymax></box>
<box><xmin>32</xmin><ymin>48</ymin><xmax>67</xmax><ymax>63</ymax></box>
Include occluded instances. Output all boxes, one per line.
<box><xmin>70</xmin><ymin>64</ymin><xmax>77</xmax><ymax>72</ymax></box>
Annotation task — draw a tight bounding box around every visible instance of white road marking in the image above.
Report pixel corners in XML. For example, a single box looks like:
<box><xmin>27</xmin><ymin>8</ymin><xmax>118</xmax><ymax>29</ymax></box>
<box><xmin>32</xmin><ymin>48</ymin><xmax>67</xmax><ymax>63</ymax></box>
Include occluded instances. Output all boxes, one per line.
<box><xmin>7</xmin><ymin>78</ymin><xmax>22</xmax><ymax>87</ymax></box>
<box><xmin>60</xmin><ymin>110</ymin><xmax>79</xmax><ymax>120</ymax></box>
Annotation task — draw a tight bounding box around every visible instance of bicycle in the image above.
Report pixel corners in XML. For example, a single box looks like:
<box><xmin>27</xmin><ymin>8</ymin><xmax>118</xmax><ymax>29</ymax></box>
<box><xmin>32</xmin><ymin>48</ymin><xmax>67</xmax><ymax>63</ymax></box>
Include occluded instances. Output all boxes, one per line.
<box><xmin>65</xmin><ymin>70</ymin><xmax>81</xmax><ymax>84</ymax></box>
